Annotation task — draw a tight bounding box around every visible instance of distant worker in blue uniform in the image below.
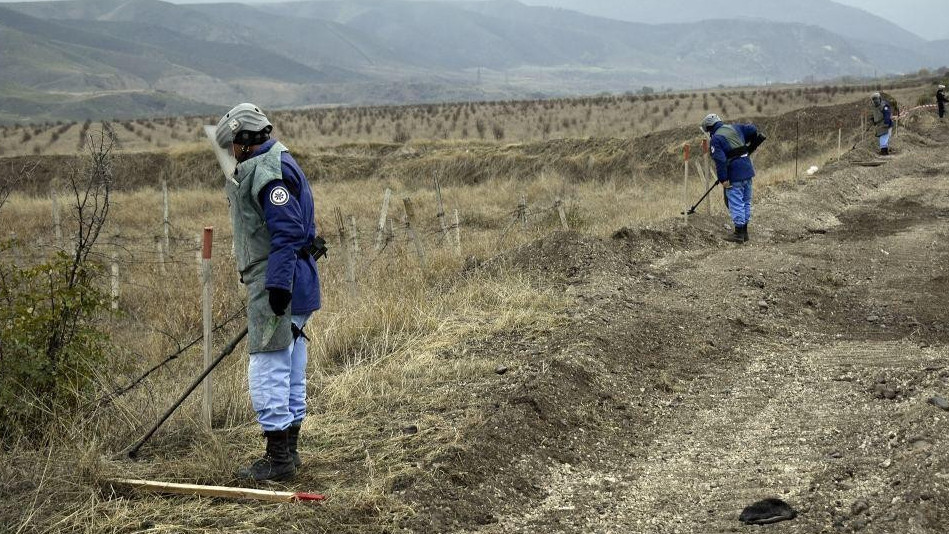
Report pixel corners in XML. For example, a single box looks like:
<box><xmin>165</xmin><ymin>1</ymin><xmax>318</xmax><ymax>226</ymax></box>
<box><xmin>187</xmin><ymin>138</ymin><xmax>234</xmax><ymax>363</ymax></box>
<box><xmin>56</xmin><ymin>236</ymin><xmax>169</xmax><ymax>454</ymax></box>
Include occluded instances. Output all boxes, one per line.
<box><xmin>937</xmin><ymin>85</ymin><xmax>947</xmax><ymax>119</ymax></box>
<box><xmin>214</xmin><ymin>103</ymin><xmax>326</xmax><ymax>482</ymax></box>
<box><xmin>870</xmin><ymin>92</ymin><xmax>894</xmax><ymax>156</ymax></box>
<box><xmin>701</xmin><ymin>113</ymin><xmax>766</xmax><ymax>244</ymax></box>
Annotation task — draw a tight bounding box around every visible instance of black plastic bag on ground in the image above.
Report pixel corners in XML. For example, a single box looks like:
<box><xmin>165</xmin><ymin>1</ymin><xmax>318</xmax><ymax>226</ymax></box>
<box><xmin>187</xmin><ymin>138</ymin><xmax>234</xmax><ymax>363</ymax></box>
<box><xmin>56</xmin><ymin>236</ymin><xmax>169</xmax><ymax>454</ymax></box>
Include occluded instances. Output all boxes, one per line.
<box><xmin>739</xmin><ymin>498</ymin><xmax>798</xmax><ymax>525</ymax></box>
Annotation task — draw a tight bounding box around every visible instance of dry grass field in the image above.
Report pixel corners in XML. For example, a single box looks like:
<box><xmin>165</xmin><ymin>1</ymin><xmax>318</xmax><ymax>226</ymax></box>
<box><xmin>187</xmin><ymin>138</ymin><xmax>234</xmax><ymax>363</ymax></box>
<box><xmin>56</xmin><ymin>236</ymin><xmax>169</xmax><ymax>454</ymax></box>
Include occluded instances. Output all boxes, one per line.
<box><xmin>0</xmin><ymin>77</ymin><xmax>946</xmax><ymax>533</ymax></box>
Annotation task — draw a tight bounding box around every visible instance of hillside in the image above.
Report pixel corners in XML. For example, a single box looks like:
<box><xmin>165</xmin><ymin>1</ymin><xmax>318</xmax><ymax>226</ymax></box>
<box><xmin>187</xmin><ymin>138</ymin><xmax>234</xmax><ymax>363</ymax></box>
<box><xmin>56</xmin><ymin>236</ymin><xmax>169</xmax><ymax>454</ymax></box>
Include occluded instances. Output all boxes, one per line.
<box><xmin>0</xmin><ymin>0</ymin><xmax>946</xmax><ymax>123</ymax></box>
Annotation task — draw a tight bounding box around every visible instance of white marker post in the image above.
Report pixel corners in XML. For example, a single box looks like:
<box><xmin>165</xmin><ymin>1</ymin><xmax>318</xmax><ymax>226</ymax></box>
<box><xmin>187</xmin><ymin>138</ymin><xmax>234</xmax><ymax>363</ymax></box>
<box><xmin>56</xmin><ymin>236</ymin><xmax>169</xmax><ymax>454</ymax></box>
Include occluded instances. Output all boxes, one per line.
<box><xmin>201</xmin><ymin>227</ymin><xmax>214</xmax><ymax>428</ymax></box>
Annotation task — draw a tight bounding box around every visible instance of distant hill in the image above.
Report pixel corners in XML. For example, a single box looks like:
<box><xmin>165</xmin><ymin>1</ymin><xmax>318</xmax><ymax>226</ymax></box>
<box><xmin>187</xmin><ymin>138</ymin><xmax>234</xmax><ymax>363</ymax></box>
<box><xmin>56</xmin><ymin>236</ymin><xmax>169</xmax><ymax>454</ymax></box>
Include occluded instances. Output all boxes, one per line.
<box><xmin>519</xmin><ymin>0</ymin><xmax>927</xmax><ymax>49</ymax></box>
<box><xmin>0</xmin><ymin>0</ymin><xmax>945</xmax><ymax>123</ymax></box>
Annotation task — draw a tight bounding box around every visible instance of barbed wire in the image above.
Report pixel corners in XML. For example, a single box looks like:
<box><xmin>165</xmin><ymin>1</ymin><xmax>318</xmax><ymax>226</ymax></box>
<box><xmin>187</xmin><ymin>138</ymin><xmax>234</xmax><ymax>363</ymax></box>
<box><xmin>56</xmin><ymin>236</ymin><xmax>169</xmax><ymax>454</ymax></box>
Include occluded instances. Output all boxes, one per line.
<box><xmin>86</xmin><ymin>305</ymin><xmax>247</xmax><ymax>410</ymax></box>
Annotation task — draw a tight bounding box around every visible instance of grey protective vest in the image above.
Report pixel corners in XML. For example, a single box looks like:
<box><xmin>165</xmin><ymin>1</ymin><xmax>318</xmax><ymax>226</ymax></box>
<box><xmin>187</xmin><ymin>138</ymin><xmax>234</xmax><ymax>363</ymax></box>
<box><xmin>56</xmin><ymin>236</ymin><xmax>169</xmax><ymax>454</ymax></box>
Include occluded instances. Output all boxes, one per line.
<box><xmin>225</xmin><ymin>142</ymin><xmax>294</xmax><ymax>353</ymax></box>
<box><xmin>226</xmin><ymin>142</ymin><xmax>288</xmax><ymax>277</ymax></box>
<box><xmin>716</xmin><ymin>124</ymin><xmax>747</xmax><ymax>158</ymax></box>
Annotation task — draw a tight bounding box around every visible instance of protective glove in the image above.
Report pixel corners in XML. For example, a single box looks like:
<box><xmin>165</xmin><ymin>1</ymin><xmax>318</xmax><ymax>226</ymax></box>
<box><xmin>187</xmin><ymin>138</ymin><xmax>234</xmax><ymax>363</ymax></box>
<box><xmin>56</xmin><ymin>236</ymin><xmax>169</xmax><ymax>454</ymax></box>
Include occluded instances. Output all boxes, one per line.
<box><xmin>268</xmin><ymin>288</ymin><xmax>292</xmax><ymax>316</ymax></box>
<box><xmin>721</xmin><ymin>180</ymin><xmax>732</xmax><ymax>189</ymax></box>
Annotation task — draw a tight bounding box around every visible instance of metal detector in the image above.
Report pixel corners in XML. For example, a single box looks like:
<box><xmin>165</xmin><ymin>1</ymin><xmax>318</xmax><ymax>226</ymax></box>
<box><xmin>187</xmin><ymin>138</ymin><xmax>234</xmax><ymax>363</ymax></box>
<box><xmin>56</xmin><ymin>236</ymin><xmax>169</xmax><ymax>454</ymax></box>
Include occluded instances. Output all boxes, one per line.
<box><xmin>681</xmin><ymin>181</ymin><xmax>720</xmax><ymax>215</ymax></box>
<box><xmin>116</xmin><ymin>327</ymin><xmax>248</xmax><ymax>459</ymax></box>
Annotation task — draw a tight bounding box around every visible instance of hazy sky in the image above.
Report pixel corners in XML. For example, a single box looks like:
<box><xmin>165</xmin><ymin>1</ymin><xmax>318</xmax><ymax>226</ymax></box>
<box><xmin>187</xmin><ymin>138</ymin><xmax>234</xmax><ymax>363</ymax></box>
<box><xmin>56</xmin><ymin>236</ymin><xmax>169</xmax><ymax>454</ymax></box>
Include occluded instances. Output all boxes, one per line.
<box><xmin>0</xmin><ymin>0</ymin><xmax>945</xmax><ymax>40</ymax></box>
<box><xmin>831</xmin><ymin>0</ymin><xmax>946</xmax><ymax>40</ymax></box>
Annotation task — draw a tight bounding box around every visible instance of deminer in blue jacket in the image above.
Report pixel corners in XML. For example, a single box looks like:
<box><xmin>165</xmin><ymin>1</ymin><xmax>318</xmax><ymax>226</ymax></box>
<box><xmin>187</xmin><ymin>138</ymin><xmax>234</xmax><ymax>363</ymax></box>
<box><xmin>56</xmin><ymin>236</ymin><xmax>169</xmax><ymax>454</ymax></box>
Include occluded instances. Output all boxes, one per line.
<box><xmin>214</xmin><ymin>103</ymin><xmax>325</xmax><ymax>482</ymax></box>
<box><xmin>870</xmin><ymin>92</ymin><xmax>894</xmax><ymax>156</ymax></box>
<box><xmin>937</xmin><ymin>85</ymin><xmax>947</xmax><ymax>119</ymax></box>
<box><xmin>701</xmin><ymin>113</ymin><xmax>766</xmax><ymax>243</ymax></box>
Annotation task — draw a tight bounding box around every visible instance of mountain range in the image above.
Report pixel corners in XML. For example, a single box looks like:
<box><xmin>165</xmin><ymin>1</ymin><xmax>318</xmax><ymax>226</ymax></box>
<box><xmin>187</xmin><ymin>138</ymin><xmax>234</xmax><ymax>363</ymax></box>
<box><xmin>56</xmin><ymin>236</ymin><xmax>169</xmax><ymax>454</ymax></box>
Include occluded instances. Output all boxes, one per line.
<box><xmin>0</xmin><ymin>0</ymin><xmax>947</xmax><ymax>123</ymax></box>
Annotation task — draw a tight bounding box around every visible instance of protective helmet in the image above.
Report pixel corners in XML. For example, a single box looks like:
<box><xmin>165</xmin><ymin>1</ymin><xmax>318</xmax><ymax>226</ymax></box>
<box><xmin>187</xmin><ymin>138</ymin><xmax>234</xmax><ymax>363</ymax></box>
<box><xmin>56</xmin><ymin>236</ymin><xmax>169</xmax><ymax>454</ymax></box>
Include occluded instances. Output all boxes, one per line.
<box><xmin>939</xmin><ymin>85</ymin><xmax>946</xmax><ymax>90</ymax></box>
<box><xmin>871</xmin><ymin>92</ymin><xmax>882</xmax><ymax>104</ymax></box>
<box><xmin>214</xmin><ymin>103</ymin><xmax>273</xmax><ymax>148</ymax></box>
<box><xmin>701</xmin><ymin>113</ymin><xmax>723</xmax><ymax>133</ymax></box>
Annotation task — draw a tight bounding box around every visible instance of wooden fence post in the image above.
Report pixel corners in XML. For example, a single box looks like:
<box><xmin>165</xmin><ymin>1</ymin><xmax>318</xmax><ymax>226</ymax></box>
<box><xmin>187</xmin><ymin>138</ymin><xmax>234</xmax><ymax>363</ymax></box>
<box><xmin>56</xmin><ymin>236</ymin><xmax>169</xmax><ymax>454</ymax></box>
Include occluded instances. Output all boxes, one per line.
<box><xmin>555</xmin><ymin>198</ymin><xmax>568</xmax><ymax>230</ymax></box>
<box><xmin>110</xmin><ymin>237</ymin><xmax>120</xmax><ymax>311</ymax></box>
<box><xmin>452</xmin><ymin>208</ymin><xmax>461</xmax><ymax>257</ymax></box>
<box><xmin>682</xmin><ymin>143</ymin><xmax>690</xmax><ymax>224</ymax></box>
<box><xmin>50</xmin><ymin>185</ymin><xmax>63</xmax><ymax>249</ymax></box>
<box><xmin>162</xmin><ymin>179</ymin><xmax>171</xmax><ymax>256</ymax></box>
<box><xmin>195</xmin><ymin>233</ymin><xmax>202</xmax><ymax>275</ymax></box>
<box><xmin>374</xmin><ymin>188</ymin><xmax>392</xmax><ymax>251</ymax></box>
<box><xmin>348</xmin><ymin>215</ymin><xmax>360</xmax><ymax>255</ymax></box>
<box><xmin>403</xmin><ymin>198</ymin><xmax>426</xmax><ymax>265</ymax></box>
<box><xmin>837</xmin><ymin>121</ymin><xmax>842</xmax><ymax>161</ymax></box>
<box><xmin>335</xmin><ymin>208</ymin><xmax>357</xmax><ymax>295</ymax></box>
<box><xmin>861</xmin><ymin>114</ymin><xmax>866</xmax><ymax>146</ymax></box>
<box><xmin>434</xmin><ymin>174</ymin><xmax>449</xmax><ymax>242</ymax></box>
<box><xmin>201</xmin><ymin>227</ymin><xmax>213</xmax><ymax>428</ymax></box>
<box><xmin>156</xmin><ymin>236</ymin><xmax>166</xmax><ymax>276</ymax></box>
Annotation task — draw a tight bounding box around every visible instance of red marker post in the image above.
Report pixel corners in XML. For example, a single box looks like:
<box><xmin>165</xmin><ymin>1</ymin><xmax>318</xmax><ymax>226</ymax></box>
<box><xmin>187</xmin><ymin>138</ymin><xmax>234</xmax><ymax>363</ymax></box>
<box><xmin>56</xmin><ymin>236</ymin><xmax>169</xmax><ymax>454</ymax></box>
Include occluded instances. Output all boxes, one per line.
<box><xmin>682</xmin><ymin>143</ymin><xmax>691</xmax><ymax>224</ymax></box>
<box><xmin>201</xmin><ymin>227</ymin><xmax>214</xmax><ymax>427</ymax></box>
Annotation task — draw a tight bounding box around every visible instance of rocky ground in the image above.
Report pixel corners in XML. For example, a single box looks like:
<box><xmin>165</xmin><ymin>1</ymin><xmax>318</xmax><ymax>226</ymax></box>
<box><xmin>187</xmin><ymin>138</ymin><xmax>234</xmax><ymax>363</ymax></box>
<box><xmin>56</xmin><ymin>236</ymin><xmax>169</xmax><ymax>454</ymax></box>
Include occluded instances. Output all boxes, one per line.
<box><xmin>399</xmin><ymin>116</ymin><xmax>949</xmax><ymax>533</ymax></box>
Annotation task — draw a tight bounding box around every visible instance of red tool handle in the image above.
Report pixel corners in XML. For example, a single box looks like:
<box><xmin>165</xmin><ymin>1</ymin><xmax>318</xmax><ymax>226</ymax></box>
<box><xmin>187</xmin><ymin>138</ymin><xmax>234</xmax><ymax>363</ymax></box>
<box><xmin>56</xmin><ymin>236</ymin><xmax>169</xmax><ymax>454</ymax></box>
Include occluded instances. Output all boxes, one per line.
<box><xmin>295</xmin><ymin>492</ymin><xmax>327</xmax><ymax>502</ymax></box>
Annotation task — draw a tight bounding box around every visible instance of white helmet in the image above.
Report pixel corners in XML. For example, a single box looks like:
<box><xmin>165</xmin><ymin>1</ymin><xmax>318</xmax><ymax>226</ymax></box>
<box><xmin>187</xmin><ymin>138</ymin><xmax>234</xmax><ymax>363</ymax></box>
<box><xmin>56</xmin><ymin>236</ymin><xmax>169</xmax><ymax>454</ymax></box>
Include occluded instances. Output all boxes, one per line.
<box><xmin>939</xmin><ymin>85</ymin><xmax>946</xmax><ymax>90</ymax></box>
<box><xmin>214</xmin><ymin>103</ymin><xmax>273</xmax><ymax>148</ymax></box>
<box><xmin>701</xmin><ymin>113</ymin><xmax>722</xmax><ymax>133</ymax></box>
<box><xmin>871</xmin><ymin>92</ymin><xmax>882</xmax><ymax>104</ymax></box>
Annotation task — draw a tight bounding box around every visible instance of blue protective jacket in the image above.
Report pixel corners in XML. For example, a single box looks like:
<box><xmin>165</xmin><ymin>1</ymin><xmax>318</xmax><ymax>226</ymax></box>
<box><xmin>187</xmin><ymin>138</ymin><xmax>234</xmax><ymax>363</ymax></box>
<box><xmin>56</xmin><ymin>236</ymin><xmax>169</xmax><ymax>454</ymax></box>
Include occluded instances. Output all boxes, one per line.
<box><xmin>708</xmin><ymin>122</ymin><xmax>758</xmax><ymax>184</ymax></box>
<box><xmin>251</xmin><ymin>140</ymin><xmax>321</xmax><ymax>315</ymax></box>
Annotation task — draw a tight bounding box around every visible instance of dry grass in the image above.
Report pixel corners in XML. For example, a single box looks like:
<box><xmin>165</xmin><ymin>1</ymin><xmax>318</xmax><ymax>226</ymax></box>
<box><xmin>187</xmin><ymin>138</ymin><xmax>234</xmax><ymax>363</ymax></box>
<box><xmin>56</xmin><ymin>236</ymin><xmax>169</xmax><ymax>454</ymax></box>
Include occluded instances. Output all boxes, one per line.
<box><xmin>0</xmin><ymin>78</ymin><xmax>940</xmax><ymax>532</ymax></box>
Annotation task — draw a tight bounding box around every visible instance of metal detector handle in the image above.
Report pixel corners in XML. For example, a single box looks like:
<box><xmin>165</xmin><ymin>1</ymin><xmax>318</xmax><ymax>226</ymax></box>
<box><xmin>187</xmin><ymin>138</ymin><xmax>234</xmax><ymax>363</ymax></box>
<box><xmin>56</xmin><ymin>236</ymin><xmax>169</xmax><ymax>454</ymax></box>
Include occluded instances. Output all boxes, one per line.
<box><xmin>684</xmin><ymin>181</ymin><xmax>720</xmax><ymax>215</ymax></box>
<box><xmin>119</xmin><ymin>326</ymin><xmax>248</xmax><ymax>459</ymax></box>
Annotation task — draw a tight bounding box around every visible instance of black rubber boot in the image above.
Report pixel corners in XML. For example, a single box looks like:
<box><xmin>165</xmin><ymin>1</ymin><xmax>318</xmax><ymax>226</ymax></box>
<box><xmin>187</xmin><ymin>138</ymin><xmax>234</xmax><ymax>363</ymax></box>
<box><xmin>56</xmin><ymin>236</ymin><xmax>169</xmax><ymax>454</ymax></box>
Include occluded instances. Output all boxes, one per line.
<box><xmin>287</xmin><ymin>423</ymin><xmax>302</xmax><ymax>468</ymax></box>
<box><xmin>880</xmin><ymin>147</ymin><xmax>889</xmax><ymax>156</ymax></box>
<box><xmin>724</xmin><ymin>225</ymin><xmax>746</xmax><ymax>243</ymax></box>
<box><xmin>236</xmin><ymin>429</ymin><xmax>296</xmax><ymax>482</ymax></box>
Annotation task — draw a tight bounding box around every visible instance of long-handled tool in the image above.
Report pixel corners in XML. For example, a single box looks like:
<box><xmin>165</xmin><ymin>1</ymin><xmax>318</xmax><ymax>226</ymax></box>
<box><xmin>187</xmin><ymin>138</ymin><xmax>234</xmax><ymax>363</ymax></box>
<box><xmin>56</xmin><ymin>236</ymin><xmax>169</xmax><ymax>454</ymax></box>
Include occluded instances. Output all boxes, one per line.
<box><xmin>117</xmin><ymin>326</ymin><xmax>248</xmax><ymax>459</ymax></box>
<box><xmin>681</xmin><ymin>181</ymin><xmax>720</xmax><ymax>215</ymax></box>
<box><xmin>108</xmin><ymin>478</ymin><xmax>325</xmax><ymax>503</ymax></box>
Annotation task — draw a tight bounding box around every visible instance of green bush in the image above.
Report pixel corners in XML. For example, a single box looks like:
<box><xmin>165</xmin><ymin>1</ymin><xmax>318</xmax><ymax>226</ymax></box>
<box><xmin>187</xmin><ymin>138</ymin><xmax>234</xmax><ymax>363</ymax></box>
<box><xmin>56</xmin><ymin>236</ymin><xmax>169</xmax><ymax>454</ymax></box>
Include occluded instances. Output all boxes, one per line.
<box><xmin>0</xmin><ymin>245</ymin><xmax>108</xmax><ymax>442</ymax></box>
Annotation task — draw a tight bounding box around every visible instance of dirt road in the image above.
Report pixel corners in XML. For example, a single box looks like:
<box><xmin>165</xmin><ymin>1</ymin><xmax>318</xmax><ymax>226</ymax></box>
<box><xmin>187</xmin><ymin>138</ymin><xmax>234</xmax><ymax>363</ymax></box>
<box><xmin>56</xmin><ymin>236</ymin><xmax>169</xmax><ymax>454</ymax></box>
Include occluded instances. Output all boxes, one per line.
<box><xmin>402</xmin><ymin>117</ymin><xmax>949</xmax><ymax>533</ymax></box>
